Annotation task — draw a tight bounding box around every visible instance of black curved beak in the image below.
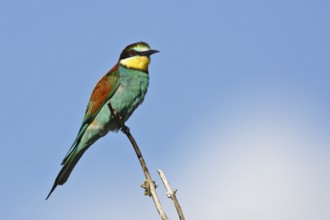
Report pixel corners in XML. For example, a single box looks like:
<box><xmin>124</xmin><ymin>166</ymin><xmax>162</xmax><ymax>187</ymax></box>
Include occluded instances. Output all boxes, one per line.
<box><xmin>142</xmin><ymin>49</ymin><xmax>159</xmax><ymax>56</ymax></box>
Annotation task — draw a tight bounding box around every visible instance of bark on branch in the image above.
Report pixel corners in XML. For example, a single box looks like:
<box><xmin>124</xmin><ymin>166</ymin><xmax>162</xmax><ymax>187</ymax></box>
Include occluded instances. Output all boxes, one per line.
<box><xmin>158</xmin><ymin>169</ymin><xmax>185</xmax><ymax>220</ymax></box>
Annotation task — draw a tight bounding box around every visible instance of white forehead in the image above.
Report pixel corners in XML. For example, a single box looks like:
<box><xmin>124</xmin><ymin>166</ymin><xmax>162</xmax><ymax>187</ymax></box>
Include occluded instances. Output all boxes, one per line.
<box><xmin>133</xmin><ymin>44</ymin><xmax>151</xmax><ymax>52</ymax></box>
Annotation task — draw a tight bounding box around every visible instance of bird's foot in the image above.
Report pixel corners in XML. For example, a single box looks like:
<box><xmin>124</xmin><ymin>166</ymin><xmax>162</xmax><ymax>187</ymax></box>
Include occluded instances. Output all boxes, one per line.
<box><xmin>112</xmin><ymin>108</ymin><xmax>119</xmax><ymax>118</ymax></box>
<box><xmin>140</xmin><ymin>179</ymin><xmax>157</xmax><ymax>197</ymax></box>
<box><xmin>109</xmin><ymin>105</ymin><xmax>130</xmax><ymax>135</ymax></box>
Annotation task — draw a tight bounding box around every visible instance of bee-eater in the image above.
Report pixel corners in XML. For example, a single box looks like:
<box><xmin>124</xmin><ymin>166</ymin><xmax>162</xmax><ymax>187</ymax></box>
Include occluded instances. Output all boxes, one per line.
<box><xmin>46</xmin><ymin>42</ymin><xmax>159</xmax><ymax>199</ymax></box>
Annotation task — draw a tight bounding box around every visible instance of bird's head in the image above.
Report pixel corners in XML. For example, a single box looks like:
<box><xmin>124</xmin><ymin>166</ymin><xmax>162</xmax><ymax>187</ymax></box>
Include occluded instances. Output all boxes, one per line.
<box><xmin>119</xmin><ymin>42</ymin><xmax>159</xmax><ymax>72</ymax></box>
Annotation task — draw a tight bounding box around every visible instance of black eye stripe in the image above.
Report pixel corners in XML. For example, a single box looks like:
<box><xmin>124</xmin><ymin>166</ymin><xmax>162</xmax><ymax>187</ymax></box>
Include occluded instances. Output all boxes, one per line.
<box><xmin>119</xmin><ymin>48</ymin><xmax>159</xmax><ymax>60</ymax></box>
<box><xmin>120</xmin><ymin>50</ymin><xmax>140</xmax><ymax>59</ymax></box>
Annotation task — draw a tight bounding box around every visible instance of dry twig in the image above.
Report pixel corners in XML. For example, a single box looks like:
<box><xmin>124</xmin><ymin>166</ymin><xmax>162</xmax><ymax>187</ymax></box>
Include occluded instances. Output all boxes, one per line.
<box><xmin>158</xmin><ymin>169</ymin><xmax>185</xmax><ymax>220</ymax></box>
<box><xmin>107</xmin><ymin>102</ymin><xmax>168</xmax><ymax>220</ymax></box>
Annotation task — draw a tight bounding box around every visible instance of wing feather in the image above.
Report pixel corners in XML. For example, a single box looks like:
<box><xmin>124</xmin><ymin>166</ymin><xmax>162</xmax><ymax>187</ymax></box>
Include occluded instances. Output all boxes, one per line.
<box><xmin>61</xmin><ymin>64</ymin><xmax>121</xmax><ymax>164</ymax></box>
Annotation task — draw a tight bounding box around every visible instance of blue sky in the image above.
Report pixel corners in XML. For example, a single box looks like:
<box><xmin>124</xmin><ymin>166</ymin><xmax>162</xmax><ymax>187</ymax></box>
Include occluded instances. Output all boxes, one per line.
<box><xmin>0</xmin><ymin>0</ymin><xmax>329</xmax><ymax>219</ymax></box>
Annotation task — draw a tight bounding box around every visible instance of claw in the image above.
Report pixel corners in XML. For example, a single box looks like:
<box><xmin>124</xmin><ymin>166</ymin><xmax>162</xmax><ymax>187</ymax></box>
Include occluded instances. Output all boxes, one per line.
<box><xmin>107</xmin><ymin>103</ymin><xmax>131</xmax><ymax>135</ymax></box>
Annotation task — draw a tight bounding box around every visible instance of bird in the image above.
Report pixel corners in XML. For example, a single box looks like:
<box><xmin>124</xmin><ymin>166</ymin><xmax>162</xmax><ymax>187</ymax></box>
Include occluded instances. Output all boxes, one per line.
<box><xmin>46</xmin><ymin>42</ymin><xmax>159</xmax><ymax>199</ymax></box>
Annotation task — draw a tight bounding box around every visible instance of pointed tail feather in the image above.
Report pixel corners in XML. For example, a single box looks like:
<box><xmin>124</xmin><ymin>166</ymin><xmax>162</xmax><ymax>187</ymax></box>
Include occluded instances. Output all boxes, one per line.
<box><xmin>46</xmin><ymin>149</ymin><xmax>87</xmax><ymax>200</ymax></box>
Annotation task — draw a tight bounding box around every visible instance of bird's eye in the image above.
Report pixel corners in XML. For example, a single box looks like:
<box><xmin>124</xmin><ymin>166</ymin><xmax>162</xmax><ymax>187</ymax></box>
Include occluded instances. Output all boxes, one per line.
<box><xmin>130</xmin><ymin>50</ymin><xmax>137</xmax><ymax>56</ymax></box>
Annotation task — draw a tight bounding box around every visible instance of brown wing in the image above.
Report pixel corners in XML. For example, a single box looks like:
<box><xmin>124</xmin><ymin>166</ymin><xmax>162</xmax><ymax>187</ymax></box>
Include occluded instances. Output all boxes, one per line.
<box><xmin>61</xmin><ymin>64</ymin><xmax>121</xmax><ymax>165</ymax></box>
<box><xmin>83</xmin><ymin>63</ymin><xmax>120</xmax><ymax>122</ymax></box>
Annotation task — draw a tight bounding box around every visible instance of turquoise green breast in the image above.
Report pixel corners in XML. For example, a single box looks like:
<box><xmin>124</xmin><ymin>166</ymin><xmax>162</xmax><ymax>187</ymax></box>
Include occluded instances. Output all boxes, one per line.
<box><xmin>111</xmin><ymin>65</ymin><xmax>149</xmax><ymax>119</ymax></box>
<box><xmin>92</xmin><ymin>65</ymin><xmax>149</xmax><ymax>130</ymax></box>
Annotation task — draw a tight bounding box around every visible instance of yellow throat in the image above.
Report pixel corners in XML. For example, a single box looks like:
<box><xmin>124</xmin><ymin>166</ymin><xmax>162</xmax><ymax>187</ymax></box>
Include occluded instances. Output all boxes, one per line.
<box><xmin>120</xmin><ymin>56</ymin><xmax>150</xmax><ymax>72</ymax></box>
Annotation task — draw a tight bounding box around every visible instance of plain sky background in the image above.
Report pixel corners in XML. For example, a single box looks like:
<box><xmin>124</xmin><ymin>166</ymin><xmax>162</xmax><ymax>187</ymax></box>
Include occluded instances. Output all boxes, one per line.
<box><xmin>1</xmin><ymin>0</ymin><xmax>329</xmax><ymax>219</ymax></box>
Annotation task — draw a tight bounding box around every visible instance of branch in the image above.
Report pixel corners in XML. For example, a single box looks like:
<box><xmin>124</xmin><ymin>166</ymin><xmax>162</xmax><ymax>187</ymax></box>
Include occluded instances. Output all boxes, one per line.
<box><xmin>107</xmin><ymin>103</ymin><xmax>168</xmax><ymax>220</ymax></box>
<box><xmin>157</xmin><ymin>169</ymin><xmax>185</xmax><ymax>220</ymax></box>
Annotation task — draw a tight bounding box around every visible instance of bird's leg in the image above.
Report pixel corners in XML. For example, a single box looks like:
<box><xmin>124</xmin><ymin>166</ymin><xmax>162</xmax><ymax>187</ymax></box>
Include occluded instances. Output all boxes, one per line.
<box><xmin>113</xmin><ymin>110</ymin><xmax>130</xmax><ymax>135</ymax></box>
<box><xmin>111</xmin><ymin>108</ymin><xmax>119</xmax><ymax>119</ymax></box>
<box><xmin>108</xmin><ymin>103</ymin><xmax>130</xmax><ymax>135</ymax></box>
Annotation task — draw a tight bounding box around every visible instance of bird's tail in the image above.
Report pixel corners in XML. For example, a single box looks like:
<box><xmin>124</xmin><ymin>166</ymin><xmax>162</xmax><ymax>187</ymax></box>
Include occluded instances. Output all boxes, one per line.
<box><xmin>46</xmin><ymin>147</ymin><xmax>87</xmax><ymax>200</ymax></box>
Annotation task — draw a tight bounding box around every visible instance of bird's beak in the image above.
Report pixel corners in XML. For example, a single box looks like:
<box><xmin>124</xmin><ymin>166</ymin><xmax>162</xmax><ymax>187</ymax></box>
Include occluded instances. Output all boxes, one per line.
<box><xmin>144</xmin><ymin>49</ymin><xmax>159</xmax><ymax>56</ymax></box>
